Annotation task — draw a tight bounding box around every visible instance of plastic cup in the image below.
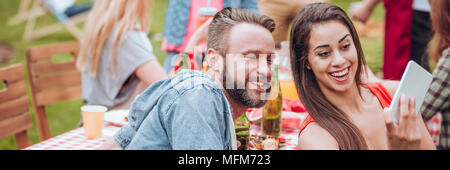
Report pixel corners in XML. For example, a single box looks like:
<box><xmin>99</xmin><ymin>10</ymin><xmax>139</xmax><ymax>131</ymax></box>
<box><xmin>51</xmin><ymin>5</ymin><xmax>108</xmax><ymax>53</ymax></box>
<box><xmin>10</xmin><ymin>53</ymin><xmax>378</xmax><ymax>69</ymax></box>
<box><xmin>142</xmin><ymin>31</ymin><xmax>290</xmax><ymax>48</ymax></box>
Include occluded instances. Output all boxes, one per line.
<box><xmin>197</xmin><ymin>7</ymin><xmax>216</xmax><ymax>29</ymax></box>
<box><xmin>81</xmin><ymin>105</ymin><xmax>107</xmax><ymax>139</ymax></box>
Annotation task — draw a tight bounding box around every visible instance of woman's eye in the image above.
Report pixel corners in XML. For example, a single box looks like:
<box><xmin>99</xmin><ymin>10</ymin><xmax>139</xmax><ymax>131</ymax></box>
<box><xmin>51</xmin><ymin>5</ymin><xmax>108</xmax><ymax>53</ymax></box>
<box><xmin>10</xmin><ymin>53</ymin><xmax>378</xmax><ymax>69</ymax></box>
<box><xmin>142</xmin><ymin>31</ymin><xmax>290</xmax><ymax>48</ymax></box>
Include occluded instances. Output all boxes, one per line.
<box><xmin>342</xmin><ymin>43</ymin><xmax>351</xmax><ymax>50</ymax></box>
<box><xmin>318</xmin><ymin>51</ymin><xmax>329</xmax><ymax>57</ymax></box>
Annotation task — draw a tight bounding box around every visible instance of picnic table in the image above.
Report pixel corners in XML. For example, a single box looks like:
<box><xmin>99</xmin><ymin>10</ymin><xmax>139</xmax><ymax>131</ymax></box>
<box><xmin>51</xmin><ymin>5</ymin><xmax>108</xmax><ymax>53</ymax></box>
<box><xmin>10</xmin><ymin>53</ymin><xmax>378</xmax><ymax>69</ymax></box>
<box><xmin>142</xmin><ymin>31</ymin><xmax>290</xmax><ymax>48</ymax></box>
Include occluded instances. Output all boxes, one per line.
<box><xmin>24</xmin><ymin>122</ymin><xmax>120</xmax><ymax>150</ymax></box>
<box><xmin>24</xmin><ymin>108</ymin><xmax>440</xmax><ymax>150</ymax></box>
<box><xmin>23</xmin><ymin>116</ymin><xmax>304</xmax><ymax>150</ymax></box>
<box><xmin>24</xmin><ymin>110</ymin><xmax>305</xmax><ymax>150</ymax></box>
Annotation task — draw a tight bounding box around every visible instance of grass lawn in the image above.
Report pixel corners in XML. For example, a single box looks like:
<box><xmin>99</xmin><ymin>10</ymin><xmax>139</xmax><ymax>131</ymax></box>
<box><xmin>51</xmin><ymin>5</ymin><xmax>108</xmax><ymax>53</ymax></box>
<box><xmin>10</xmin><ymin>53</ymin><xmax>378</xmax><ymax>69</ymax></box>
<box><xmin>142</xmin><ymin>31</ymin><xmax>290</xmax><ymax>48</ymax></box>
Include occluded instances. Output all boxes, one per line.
<box><xmin>0</xmin><ymin>0</ymin><xmax>384</xmax><ymax>149</ymax></box>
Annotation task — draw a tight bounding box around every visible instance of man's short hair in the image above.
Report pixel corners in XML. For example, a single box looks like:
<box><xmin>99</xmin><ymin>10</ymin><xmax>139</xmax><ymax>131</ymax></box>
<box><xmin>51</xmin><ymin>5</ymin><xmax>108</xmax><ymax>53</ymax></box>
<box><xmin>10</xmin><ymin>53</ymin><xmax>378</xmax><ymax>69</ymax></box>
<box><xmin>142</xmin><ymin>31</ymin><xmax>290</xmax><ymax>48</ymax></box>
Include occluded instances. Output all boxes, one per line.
<box><xmin>207</xmin><ymin>7</ymin><xmax>276</xmax><ymax>57</ymax></box>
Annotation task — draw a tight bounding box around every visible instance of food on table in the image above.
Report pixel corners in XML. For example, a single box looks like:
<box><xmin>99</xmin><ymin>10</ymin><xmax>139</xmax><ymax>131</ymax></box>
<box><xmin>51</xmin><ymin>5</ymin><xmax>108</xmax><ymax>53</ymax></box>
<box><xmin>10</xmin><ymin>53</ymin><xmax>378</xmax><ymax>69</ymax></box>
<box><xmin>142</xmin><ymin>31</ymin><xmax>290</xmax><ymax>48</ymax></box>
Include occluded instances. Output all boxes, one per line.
<box><xmin>263</xmin><ymin>138</ymin><xmax>279</xmax><ymax>150</ymax></box>
<box><xmin>249</xmin><ymin>134</ymin><xmax>280</xmax><ymax>150</ymax></box>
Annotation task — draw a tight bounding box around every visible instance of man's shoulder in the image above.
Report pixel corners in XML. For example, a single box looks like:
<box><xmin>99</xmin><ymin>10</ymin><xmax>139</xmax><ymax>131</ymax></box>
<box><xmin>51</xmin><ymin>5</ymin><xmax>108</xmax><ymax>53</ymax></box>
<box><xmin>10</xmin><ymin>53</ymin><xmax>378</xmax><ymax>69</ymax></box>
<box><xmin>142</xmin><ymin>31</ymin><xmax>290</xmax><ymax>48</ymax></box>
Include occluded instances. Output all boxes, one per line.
<box><xmin>132</xmin><ymin>70</ymin><xmax>224</xmax><ymax>111</ymax></box>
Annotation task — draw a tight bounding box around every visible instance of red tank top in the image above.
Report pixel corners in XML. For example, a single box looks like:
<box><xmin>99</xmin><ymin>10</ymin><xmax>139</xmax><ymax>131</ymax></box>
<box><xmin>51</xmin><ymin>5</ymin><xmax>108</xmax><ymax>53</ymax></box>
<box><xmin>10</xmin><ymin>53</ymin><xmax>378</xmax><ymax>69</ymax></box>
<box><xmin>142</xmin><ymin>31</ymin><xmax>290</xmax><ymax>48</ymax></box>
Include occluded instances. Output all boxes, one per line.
<box><xmin>298</xmin><ymin>82</ymin><xmax>392</xmax><ymax>136</ymax></box>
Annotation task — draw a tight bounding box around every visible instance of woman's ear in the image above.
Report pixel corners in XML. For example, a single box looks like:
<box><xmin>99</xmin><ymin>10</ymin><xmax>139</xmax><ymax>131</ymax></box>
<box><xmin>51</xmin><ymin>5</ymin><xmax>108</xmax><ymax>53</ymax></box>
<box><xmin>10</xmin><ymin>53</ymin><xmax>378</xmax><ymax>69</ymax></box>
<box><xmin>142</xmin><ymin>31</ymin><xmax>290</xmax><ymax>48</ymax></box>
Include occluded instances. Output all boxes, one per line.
<box><xmin>305</xmin><ymin>61</ymin><xmax>312</xmax><ymax>70</ymax></box>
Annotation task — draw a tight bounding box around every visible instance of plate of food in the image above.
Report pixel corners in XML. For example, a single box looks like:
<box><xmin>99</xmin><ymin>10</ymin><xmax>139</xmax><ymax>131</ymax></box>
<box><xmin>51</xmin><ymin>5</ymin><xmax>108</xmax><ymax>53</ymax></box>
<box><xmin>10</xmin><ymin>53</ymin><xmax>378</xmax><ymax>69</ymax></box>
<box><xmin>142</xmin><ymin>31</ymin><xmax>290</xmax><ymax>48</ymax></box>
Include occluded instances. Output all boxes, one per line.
<box><xmin>249</xmin><ymin>134</ymin><xmax>281</xmax><ymax>150</ymax></box>
<box><xmin>104</xmin><ymin>109</ymin><xmax>129</xmax><ymax>126</ymax></box>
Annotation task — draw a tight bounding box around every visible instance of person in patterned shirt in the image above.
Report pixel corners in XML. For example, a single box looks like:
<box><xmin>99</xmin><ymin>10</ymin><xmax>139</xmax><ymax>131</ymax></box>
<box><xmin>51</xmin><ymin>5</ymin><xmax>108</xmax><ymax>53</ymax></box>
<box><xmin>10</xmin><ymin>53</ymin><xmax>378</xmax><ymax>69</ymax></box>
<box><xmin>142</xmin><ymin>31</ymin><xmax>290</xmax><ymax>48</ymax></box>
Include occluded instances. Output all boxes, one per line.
<box><xmin>420</xmin><ymin>0</ymin><xmax>450</xmax><ymax>150</ymax></box>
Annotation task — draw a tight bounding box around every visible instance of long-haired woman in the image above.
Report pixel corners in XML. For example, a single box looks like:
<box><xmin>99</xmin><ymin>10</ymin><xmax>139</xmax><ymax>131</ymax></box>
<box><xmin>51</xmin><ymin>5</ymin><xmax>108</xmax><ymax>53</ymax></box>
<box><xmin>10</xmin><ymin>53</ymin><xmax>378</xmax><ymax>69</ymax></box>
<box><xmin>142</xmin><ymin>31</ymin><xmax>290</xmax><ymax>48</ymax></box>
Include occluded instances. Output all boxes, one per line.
<box><xmin>420</xmin><ymin>0</ymin><xmax>450</xmax><ymax>150</ymax></box>
<box><xmin>291</xmin><ymin>3</ymin><xmax>435</xmax><ymax>149</ymax></box>
<box><xmin>77</xmin><ymin>0</ymin><xmax>167</xmax><ymax>110</ymax></box>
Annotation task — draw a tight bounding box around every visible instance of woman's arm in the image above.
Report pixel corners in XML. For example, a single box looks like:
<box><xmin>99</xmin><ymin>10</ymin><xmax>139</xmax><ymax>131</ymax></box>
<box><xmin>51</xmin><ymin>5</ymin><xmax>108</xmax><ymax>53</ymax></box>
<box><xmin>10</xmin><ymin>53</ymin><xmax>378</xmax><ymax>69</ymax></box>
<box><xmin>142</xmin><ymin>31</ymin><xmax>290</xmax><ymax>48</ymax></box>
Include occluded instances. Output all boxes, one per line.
<box><xmin>184</xmin><ymin>18</ymin><xmax>212</xmax><ymax>54</ymax></box>
<box><xmin>135</xmin><ymin>60</ymin><xmax>168</xmax><ymax>86</ymax></box>
<box><xmin>349</xmin><ymin>0</ymin><xmax>382</xmax><ymax>23</ymax></box>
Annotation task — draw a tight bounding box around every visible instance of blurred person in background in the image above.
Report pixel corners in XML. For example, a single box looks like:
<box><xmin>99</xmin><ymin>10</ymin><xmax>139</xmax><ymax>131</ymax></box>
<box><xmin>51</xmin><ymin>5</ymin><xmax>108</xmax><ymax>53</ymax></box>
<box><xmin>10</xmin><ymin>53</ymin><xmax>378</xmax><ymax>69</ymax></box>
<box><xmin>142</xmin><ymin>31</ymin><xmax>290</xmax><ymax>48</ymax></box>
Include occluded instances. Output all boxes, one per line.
<box><xmin>420</xmin><ymin>0</ymin><xmax>450</xmax><ymax>150</ymax></box>
<box><xmin>76</xmin><ymin>0</ymin><xmax>167</xmax><ymax>111</ymax></box>
<box><xmin>258</xmin><ymin>0</ymin><xmax>330</xmax><ymax>48</ymax></box>
<box><xmin>350</xmin><ymin>0</ymin><xmax>413</xmax><ymax>80</ymax></box>
<box><xmin>161</xmin><ymin>0</ymin><xmax>259</xmax><ymax>73</ymax></box>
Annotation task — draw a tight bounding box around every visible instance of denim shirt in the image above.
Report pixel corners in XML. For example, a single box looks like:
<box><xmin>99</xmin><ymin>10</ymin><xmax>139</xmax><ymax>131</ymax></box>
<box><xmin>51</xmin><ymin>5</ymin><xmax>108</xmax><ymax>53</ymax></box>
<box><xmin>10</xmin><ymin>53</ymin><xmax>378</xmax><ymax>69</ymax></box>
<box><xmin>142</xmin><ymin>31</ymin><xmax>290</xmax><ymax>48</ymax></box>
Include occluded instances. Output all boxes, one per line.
<box><xmin>114</xmin><ymin>70</ymin><xmax>236</xmax><ymax>150</ymax></box>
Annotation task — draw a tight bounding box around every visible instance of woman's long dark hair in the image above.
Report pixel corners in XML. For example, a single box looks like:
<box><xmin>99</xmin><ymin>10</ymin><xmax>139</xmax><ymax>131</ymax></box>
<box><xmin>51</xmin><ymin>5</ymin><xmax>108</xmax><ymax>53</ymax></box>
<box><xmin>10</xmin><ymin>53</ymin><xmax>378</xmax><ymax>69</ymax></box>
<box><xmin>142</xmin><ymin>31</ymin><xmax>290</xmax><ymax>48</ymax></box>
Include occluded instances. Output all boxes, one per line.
<box><xmin>290</xmin><ymin>3</ymin><xmax>368</xmax><ymax>149</ymax></box>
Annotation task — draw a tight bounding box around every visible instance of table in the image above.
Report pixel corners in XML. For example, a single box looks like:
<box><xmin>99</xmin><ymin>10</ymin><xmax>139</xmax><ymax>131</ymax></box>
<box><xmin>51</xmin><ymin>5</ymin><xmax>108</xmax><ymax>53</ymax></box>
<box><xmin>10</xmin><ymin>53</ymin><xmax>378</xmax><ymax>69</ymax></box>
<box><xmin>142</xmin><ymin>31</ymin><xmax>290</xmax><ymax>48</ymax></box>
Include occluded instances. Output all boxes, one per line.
<box><xmin>24</xmin><ymin>123</ymin><xmax>121</xmax><ymax>150</ymax></box>
<box><xmin>24</xmin><ymin>112</ymin><xmax>440</xmax><ymax>150</ymax></box>
<box><xmin>248</xmin><ymin>111</ymin><xmax>307</xmax><ymax>150</ymax></box>
<box><xmin>24</xmin><ymin>120</ymin><xmax>302</xmax><ymax>150</ymax></box>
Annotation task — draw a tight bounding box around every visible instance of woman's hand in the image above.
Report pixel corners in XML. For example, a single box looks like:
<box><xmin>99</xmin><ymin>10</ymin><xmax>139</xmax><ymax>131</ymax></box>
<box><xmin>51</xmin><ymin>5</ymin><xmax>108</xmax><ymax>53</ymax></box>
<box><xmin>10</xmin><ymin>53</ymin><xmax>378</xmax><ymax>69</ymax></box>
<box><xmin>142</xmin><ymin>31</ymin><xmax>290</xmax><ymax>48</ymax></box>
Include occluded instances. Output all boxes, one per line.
<box><xmin>349</xmin><ymin>0</ymin><xmax>380</xmax><ymax>23</ymax></box>
<box><xmin>383</xmin><ymin>95</ymin><xmax>422</xmax><ymax>150</ymax></box>
<box><xmin>184</xmin><ymin>17</ymin><xmax>213</xmax><ymax>53</ymax></box>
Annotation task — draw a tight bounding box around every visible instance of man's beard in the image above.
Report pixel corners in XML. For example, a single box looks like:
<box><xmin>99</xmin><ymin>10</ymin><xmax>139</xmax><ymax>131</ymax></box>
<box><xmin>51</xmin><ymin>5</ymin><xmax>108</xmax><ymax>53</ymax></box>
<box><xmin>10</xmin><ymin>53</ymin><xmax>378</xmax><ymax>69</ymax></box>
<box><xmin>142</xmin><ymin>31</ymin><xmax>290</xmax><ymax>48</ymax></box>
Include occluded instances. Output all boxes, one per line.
<box><xmin>222</xmin><ymin>65</ymin><xmax>271</xmax><ymax>108</ymax></box>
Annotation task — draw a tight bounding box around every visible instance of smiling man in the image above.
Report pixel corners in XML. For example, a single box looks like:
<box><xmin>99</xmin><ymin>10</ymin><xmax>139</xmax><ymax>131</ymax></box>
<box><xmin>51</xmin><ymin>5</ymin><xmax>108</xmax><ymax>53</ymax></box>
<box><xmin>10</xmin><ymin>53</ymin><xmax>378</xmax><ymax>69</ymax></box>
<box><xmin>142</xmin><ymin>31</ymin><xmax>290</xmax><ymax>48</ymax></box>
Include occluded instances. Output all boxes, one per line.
<box><xmin>109</xmin><ymin>7</ymin><xmax>276</xmax><ymax>150</ymax></box>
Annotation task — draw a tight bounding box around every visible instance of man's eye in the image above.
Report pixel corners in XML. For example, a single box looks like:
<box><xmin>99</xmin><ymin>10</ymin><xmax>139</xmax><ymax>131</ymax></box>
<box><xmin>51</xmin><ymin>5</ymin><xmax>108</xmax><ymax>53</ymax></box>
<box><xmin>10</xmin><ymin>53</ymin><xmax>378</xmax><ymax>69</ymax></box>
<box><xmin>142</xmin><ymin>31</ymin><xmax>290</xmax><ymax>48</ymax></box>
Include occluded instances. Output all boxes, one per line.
<box><xmin>245</xmin><ymin>55</ymin><xmax>257</xmax><ymax>59</ymax></box>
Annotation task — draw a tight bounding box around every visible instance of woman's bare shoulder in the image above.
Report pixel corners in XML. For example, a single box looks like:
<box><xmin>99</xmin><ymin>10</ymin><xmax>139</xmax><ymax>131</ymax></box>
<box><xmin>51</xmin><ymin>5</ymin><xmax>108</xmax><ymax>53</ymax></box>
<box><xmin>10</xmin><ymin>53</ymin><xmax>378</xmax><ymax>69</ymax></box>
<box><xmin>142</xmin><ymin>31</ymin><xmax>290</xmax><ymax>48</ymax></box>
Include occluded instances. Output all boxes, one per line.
<box><xmin>380</xmin><ymin>80</ymin><xmax>399</xmax><ymax>97</ymax></box>
<box><xmin>298</xmin><ymin>122</ymin><xmax>339</xmax><ymax>150</ymax></box>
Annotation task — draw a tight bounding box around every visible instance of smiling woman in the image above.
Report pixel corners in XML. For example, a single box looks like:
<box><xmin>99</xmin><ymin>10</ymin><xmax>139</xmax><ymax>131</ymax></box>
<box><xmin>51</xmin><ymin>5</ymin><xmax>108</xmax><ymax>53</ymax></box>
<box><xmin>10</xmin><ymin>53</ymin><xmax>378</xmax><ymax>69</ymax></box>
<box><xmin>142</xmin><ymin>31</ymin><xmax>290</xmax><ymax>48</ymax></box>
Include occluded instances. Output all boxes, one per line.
<box><xmin>290</xmin><ymin>3</ymin><xmax>435</xmax><ymax>150</ymax></box>
<box><xmin>290</xmin><ymin>3</ymin><xmax>367</xmax><ymax>150</ymax></box>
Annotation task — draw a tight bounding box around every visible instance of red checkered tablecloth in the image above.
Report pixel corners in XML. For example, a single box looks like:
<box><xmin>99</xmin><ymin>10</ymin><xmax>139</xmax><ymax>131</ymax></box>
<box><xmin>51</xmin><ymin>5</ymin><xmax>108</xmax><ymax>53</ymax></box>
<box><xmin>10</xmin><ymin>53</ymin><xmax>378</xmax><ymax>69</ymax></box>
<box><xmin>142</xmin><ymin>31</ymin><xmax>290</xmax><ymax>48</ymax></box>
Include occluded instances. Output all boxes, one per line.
<box><xmin>24</xmin><ymin>123</ymin><xmax>121</xmax><ymax>150</ymax></box>
<box><xmin>426</xmin><ymin>113</ymin><xmax>441</xmax><ymax>145</ymax></box>
<box><xmin>24</xmin><ymin>112</ymin><xmax>440</xmax><ymax>150</ymax></box>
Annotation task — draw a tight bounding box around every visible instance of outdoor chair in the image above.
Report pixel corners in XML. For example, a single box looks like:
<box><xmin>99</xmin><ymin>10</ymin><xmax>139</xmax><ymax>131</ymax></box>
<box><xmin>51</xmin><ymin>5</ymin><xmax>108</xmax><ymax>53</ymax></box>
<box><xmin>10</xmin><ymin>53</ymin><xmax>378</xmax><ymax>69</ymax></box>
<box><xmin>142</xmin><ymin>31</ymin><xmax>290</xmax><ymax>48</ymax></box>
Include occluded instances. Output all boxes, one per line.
<box><xmin>26</xmin><ymin>41</ymin><xmax>81</xmax><ymax>140</ymax></box>
<box><xmin>9</xmin><ymin>0</ymin><xmax>90</xmax><ymax>42</ymax></box>
<box><xmin>0</xmin><ymin>64</ymin><xmax>33</xmax><ymax>149</ymax></box>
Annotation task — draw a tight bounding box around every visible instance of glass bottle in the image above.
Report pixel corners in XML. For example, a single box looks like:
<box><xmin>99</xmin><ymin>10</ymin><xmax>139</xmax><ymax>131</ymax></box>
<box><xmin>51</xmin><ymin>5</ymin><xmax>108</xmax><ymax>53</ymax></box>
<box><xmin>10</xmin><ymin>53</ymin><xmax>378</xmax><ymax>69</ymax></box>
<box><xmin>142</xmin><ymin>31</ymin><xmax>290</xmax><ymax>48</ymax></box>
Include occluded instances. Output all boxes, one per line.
<box><xmin>235</xmin><ymin>113</ymin><xmax>250</xmax><ymax>150</ymax></box>
<box><xmin>261</xmin><ymin>64</ymin><xmax>282</xmax><ymax>136</ymax></box>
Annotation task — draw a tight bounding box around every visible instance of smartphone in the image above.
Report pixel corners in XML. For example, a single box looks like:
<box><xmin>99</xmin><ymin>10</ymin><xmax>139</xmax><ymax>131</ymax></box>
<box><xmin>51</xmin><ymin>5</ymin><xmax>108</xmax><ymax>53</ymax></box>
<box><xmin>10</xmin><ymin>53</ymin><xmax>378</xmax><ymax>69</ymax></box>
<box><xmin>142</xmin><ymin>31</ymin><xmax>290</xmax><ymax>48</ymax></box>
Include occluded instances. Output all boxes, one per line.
<box><xmin>388</xmin><ymin>61</ymin><xmax>433</xmax><ymax>125</ymax></box>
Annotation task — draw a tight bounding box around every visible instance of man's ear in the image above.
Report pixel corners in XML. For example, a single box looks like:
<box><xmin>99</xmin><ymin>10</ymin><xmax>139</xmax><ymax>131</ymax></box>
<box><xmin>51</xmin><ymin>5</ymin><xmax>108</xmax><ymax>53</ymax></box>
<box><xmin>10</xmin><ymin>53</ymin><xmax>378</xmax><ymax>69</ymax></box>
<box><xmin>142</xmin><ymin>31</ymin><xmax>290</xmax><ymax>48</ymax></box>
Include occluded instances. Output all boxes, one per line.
<box><xmin>206</xmin><ymin>48</ymin><xmax>223</xmax><ymax>72</ymax></box>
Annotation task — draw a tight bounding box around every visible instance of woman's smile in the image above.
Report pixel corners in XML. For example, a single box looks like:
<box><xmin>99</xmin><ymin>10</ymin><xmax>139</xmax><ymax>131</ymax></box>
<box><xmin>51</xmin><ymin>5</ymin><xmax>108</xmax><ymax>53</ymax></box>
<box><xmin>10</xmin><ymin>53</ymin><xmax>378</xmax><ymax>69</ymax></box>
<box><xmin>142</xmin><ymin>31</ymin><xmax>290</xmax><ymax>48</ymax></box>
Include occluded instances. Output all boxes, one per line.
<box><xmin>328</xmin><ymin>66</ymin><xmax>351</xmax><ymax>82</ymax></box>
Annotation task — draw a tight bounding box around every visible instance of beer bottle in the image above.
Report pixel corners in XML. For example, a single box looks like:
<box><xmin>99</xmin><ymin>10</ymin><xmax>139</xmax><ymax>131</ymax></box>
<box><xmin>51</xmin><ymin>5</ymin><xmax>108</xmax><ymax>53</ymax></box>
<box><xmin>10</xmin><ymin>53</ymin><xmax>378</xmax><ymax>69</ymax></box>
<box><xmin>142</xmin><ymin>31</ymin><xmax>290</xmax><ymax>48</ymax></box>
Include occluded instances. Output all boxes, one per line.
<box><xmin>235</xmin><ymin>113</ymin><xmax>250</xmax><ymax>150</ymax></box>
<box><xmin>261</xmin><ymin>64</ymin><xmax>282</xmax><ymax>136</ymax></box>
